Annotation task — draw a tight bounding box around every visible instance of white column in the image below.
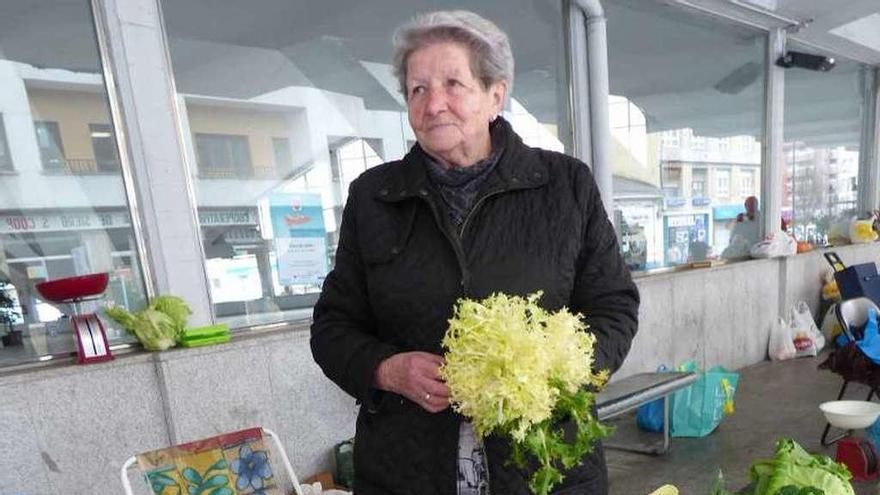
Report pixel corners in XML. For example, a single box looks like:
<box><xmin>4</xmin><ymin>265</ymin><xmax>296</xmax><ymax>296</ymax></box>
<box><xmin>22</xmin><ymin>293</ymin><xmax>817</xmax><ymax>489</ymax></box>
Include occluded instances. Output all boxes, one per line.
<box><xmin>566</xmin><ymin>0</ymin><xmax>591</xmax><ymax>164</ymax></box>
<box><xmin>858</xmin><ymin>67</ymin><xmax>879</xmax><ymax>215</ymax></box>
<box><xmin>761</xmin><ymin>29</ymin><xmax>785</xmax><ymax>238</ymax></box>
<box><xmin>93</xmin><ymin>0</ymin><xmax>213</xmax><ymax>325</ymax></box>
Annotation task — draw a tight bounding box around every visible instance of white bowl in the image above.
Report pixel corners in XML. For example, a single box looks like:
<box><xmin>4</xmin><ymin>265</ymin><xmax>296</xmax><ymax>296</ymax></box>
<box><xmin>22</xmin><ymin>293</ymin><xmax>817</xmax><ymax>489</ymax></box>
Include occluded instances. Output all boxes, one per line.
<box><xmin>820</xmin><ymin>400</ymin><xmax>880</xmax><ymax>430</ymax></box>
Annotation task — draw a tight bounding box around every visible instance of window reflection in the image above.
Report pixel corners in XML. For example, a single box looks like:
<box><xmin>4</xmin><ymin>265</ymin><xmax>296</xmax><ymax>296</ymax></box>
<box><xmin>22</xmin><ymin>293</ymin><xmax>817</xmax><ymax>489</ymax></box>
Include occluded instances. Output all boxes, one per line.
<box><xmin>607</xmin><ymin>0</ymin><xmax>765</xmax><ymax>270</ymax></box>
<box><xmin>0</xmin><ymin>2</ymin><xmax>147</xmax><ymax>366</ymax></box>
<box><xmin>783</xmin><ymin>51</ymin><xmax>868</xmax><ymax>245</ymax></box>
<box><xmin>161</xmin><ymin>0</ymin><xmax>571</xmax><ymax>327</ymax></box>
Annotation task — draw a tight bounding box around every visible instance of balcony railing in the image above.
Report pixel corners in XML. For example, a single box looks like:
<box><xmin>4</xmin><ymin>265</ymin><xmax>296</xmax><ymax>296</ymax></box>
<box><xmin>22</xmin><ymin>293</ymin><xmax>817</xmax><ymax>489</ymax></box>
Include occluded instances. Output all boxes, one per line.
<box><xmin>43</xmin><ymin>158</ymin><xmax>120</xmax><ymax>175</ymax></box>
<box><xmin>198</xmin><ymin>164</ymin><xmax>287</xmax><ymax>180</ymax></box>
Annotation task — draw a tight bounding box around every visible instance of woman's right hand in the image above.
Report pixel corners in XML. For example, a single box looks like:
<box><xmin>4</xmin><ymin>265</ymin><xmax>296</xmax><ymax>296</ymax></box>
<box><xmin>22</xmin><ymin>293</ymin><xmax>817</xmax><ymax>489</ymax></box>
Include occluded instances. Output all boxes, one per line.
<box><xmin>374</xmin><ymin>352</ymin><xmax>450</xmax><ymax>413</ymax></box>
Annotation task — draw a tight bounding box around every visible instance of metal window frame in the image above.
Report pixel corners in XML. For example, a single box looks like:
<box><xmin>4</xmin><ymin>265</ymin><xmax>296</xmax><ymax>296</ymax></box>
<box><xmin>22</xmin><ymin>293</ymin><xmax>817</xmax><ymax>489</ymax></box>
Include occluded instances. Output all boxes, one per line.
<box><xmin>92</xmin><ymin>0</ymin><xmax>215</xmax><ymax>329</ymax></box>
<box><xmin>90</xmin><ymin>0</ymin><xmax>158</xmax><ymax>300</ymax></box>
<box><xmin>761</xmin><ymin>28</ymin><xmax>784</xmax><ymax>239</ymax></box>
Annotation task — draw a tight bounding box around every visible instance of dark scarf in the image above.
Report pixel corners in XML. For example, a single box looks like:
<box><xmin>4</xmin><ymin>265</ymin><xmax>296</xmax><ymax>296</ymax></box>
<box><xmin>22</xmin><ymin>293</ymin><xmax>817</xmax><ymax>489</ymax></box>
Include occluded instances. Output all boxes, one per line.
<box><xmin>423</xmin><ymin>120</ymin><xmax>505</xmax><ymax>229</ymax></box>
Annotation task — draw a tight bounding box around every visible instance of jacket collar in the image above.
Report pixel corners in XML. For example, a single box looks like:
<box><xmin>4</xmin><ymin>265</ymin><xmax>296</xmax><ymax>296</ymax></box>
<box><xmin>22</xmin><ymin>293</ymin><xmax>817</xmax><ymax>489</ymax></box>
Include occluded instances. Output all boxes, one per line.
<box><xmin>375</xmin><ymin>117</ymin><xmax>549</xmax><ymax>203</ymax></box>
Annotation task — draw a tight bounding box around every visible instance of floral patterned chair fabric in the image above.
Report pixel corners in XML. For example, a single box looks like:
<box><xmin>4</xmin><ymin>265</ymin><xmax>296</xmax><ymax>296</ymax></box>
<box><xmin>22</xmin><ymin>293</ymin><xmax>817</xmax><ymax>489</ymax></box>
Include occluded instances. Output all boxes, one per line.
<box><xmin>122</xmin><ymin>427</ymin><xmax>303</xmax><ymax>495</ymax></box>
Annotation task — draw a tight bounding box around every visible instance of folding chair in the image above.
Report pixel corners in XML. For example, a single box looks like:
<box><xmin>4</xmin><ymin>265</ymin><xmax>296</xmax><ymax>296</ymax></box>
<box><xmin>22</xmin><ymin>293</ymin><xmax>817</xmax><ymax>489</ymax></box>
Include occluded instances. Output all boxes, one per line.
<box><xmin>121</xmin><ymin>427</ymin><xmax>304</xmax><ymax>495</ymax></box>
<box><xmin>820</xmin><ymin>297</ymin><xmax>880</xmax><ymax>446</ymax></box>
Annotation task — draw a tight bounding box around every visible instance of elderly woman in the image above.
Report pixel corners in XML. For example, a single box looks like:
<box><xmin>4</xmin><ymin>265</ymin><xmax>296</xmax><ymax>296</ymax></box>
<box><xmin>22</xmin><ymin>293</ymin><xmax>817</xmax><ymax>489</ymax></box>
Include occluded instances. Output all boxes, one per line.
<box><xmin>311</xmin><ymin>10</ymin><xmax>639</xmax><ymax>495</ymax></box>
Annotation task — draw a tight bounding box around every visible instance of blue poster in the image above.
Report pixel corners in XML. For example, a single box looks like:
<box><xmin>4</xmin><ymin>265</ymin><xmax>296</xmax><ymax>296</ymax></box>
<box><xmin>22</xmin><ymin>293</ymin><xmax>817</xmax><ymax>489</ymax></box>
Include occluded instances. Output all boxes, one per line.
<box><xmin>269</xmin><ymin>193</ymin><xmax>327</xmax><ymax>286</ymax></box>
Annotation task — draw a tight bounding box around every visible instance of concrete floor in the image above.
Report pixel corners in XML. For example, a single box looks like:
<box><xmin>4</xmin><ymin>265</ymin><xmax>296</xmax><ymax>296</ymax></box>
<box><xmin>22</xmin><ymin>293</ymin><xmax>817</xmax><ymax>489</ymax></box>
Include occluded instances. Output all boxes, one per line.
<box><xmin>605</xmin><ymin>355</ymin><xmax>878</xmax><ymax>495</ymax></box>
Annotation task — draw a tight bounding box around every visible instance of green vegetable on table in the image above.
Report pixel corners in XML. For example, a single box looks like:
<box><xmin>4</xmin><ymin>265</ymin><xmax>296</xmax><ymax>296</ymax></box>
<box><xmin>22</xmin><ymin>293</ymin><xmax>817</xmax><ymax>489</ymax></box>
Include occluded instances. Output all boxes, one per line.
<box><xmin>441</xmin><ymin>292</ymin><xmax>611</xmax><ymax>495</ymax></box>
<box><xmin>712</xmin><ymin>438</ymin><xmax>852</xmax><ymax>495</ymax></box>
<box><xmin>104</xmin><ymin>295</ymin><xmax>192</xmax><ymax>351</ymax></box>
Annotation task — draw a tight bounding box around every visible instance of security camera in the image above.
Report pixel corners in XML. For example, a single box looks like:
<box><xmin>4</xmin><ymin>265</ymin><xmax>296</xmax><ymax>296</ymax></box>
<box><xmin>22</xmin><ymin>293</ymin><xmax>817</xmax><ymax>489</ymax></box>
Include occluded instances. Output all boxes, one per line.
<box><xmin>775</xmin><ymin>51</ymin><xmax>835</xmax><ymax>71</ymax></box>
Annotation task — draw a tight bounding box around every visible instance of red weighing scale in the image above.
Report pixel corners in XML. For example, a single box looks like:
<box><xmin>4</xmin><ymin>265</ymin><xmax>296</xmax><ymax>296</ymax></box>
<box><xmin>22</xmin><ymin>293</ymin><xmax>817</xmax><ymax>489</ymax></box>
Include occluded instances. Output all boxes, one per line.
<box><xmin>35</xmin><ymin>273</ymin><xmax>114</xmax><ymax>364</ymax></box>
<box><xmin>820</xmin><ymin>400</ymin><xmax>880</xmax><ymax>481</ymax></box>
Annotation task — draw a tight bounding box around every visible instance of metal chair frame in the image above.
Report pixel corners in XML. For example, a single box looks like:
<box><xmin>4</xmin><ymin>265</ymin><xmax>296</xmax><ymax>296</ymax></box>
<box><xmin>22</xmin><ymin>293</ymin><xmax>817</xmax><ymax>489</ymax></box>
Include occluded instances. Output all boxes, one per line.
<box><xmin>821</xmin><ymin>297</ymin><xmax>880</xmax><ymax>446</ymax></box>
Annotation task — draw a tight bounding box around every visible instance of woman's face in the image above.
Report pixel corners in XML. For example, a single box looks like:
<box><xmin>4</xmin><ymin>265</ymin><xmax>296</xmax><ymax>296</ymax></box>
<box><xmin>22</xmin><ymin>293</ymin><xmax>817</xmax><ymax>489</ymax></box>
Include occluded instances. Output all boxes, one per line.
<box><xmin>405</xmin><ymin>41</ymin><xmax>506</xmax><ymax>167</ymax></box>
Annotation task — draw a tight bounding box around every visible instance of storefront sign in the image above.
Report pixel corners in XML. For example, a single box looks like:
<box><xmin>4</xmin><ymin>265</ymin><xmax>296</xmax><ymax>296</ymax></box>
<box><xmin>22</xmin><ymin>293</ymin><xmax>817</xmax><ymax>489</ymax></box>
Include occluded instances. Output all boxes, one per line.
<box><xmin>198</xmin><ymin>209</ymin><xmax>258</xmax><ymax>226</ymax></box>
<box><xmin>713</xmin><ymin>204</ymin><xmax>746</xmax><ymax>221</ymax></box>
<box><xmin>0</xmin><ymin>211</ymin><xmax>131</xmax><ymax>234</ymax></box>
<box><xmin>269</xmin><ymin>193</ymin><xmax>327</xmax><ymax>286</ymax></box>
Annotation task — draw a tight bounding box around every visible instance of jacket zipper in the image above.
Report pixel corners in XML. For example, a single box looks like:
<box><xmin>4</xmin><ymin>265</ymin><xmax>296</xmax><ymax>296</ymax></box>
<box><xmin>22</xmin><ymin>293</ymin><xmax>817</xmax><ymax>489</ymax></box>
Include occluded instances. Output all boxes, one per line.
<box><xmin>421</xmin><ymin>196</ymin><xmax>470</xmax><ymax>294</ymax></box>
<box><xmin>420</xmin><ymin>187</ymin><xmax>503</xmax><ymax>294</ymax></box>
<box><xmin>422</xmin><ymin>189</ymin><xmax>504</xmax><ymax>495</ymax></box>
<box><xmin>460</xmin><ymin>189</ymin><xmax>504</xmax><ymax>245</ymax></box>
<box><xmin>456</xmin><ymin>189</ymin><xmax>505</xmax><ymax>495</ymax></box>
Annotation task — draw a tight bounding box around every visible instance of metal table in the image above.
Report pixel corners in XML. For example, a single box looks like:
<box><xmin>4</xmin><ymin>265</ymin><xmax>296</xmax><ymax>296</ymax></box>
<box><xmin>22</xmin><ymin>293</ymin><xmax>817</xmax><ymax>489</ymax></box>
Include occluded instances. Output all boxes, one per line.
<box><xmin>596</xmin><ymin>371</ymin><xmax>698</xmax><ymax>455</ymax></box>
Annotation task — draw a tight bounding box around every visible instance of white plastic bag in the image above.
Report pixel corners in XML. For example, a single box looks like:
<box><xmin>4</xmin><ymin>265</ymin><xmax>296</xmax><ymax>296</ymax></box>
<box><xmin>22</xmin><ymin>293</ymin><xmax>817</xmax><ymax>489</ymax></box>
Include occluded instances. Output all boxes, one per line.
<box><xmin>769</xmin><ymin>316</ymin><xmax>796</xmax><ymax>361</ymax></box>
<box><xmin>849</xmin><ymin>218</ymin><xmax>879</xmax><ymax>244</ymax></box>
<box><xmin>750</xmin><ymin>231</ymin><xmax>797</xmax><ymax>259</ymax></box>
<box><xmin>789</xmin><ymin>301</ymin><xmax>825</xmax><ymax>356</ymax></box>
<box><xmin>828</xmin><ymin>220</ymin><xmax>852</xmax><ymax>246</ymax></box>
<box><xmin>820</xmin><ymin>304</ymin><xmax>842</xmax><ymax>343</ymax></box>
<box><xmin>721</xmin><ymin>234</ymin><xmax>752</xmax><ymax>259</ymax></box>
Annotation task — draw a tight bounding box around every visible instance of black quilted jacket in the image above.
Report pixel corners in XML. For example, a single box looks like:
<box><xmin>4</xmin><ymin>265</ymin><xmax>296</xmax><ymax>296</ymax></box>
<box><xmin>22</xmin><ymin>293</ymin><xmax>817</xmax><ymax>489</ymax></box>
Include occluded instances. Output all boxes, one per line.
<box><xmin>311</xmin><ymin>118</ymin><xmax>640</xmax><ymax>494</ymax></box>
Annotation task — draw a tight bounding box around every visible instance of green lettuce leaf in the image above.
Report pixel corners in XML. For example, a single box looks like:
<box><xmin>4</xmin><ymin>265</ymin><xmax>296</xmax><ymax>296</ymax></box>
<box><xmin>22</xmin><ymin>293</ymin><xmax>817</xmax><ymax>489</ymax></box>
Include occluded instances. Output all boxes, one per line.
<box><xmin>104</xmin><ymin>295</ymin><xmax>192</xmax><ymax>351</ymax></box>
<box><xmin>747</xmin><ymin>439</ymin><xmax>852</xmax><ymax>495</ymax></box>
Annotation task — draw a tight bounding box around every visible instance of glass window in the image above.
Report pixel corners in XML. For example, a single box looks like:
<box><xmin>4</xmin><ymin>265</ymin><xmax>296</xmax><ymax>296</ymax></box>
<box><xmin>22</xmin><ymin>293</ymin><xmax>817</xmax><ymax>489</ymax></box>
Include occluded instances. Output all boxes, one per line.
<box><xmin>783</xmin><ymin>48</ymin><xmax>870</xmax><ymax>245</ymax></box>
<box><xmin>89</xmin><ymin>124</ymin><xmax>120</xmax><ymax>172</ymax></box>
<box><xmin>34</xmin><ymin>121</ymin><xmax>66</xmax><ymax>171</ymax></box>
<box><xmin>739</xmin><ymin>172</ymin><xmax>753</xmax><ymax>197</ymax></box>
<box><xmin>160</xmin><ymin>0</ymin><xmax>572</xmax><ymax>328</ymax></box>
<box><xmin>716</xmin><ymin>170</ymin><xmax>730</xmax><ymax>198</ymax></box>
<box><xmin>195</xmin><ymin>133</ymin><xmax>253</xmax><ymax>178</ymax></box>
<box><xmin>692</xmin><ymin>168</ymin><xmax>706</xmax><ymax>197</ymax></box>
<box><xmin>606</xmin><ymin>0</ymin><xmax>765</xmax><ymax>270</ymax></box>
<box><xmin>0</xmin><ymin>115</ymin><xmax>12</xmax><ymax>170</ymax></box>
<box><xmin>0</xmin><ymin>2</ymin><xmax>148</xmax><ymax>367</ymax></box>
<box><xmin>272</xmin><ymin>137</ymin><xmax>293</xmax><ymax>176</ymax></box>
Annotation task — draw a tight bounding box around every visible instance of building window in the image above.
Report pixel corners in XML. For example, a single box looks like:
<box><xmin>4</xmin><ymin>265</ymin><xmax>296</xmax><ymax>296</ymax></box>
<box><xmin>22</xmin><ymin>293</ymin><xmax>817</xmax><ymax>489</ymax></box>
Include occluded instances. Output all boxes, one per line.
<box><xmin>716</xmin><ymin>170</ymin><xmax>730</xmax><ymax>197</ymax></box>
<box><xmin>195</xmin><ymin>133</ymin><xmax>252</xmax><ymax>178</ymax></box>
<box><xmin>34</xmin><ymin>121</ymin><xmax>65</xmax><ymax>171</ymax></box>
<box><xmin>89</xmin><ymin>124</ymin><xmax>120</xmax><ymax>172</ymax></box>
<box><xmin>740</xmin><ymin>173</ymin><xmax>753</xmax><ymax>197</ymax></box>
<box><xmin>661</xmin><ymin>131</ymin><xmax>680</xmax><ymax>148</ymax></box>
<box><xmin>272</xmin><ymin>137</ymin><xmax>293</xmax><ymax>176</ymax></box>
<box><xmin>692</xmin><ymin>168</ymin><xmax>707</xmax><ymax>197</ymax></box>
<box><xmin>0</xmin><ymin>114</ymin><xmax>12</xmax><ymax>170</ymax></box>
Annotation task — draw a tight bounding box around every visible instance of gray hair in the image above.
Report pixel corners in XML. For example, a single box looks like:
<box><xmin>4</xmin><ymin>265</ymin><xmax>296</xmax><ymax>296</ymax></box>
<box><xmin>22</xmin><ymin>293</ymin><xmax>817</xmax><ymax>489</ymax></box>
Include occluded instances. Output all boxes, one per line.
<box><xmin>392</xmin><ymin>10</ymin><xmax>514</xmax><ymax>100</ymax></box>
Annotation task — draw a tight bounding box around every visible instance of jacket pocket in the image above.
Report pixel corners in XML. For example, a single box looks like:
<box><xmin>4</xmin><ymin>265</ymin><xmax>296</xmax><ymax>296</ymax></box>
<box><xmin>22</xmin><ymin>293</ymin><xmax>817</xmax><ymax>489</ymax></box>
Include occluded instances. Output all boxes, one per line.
<box><xmin>360</xmin><ymin>202</ymin><xmax>417</xmax><ymax>265</ymax></box>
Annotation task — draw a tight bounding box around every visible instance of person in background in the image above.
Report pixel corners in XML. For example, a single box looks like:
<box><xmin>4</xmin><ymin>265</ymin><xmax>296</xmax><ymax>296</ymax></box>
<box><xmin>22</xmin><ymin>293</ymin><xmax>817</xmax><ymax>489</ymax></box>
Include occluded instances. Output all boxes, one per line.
<box><xmin>722</xmin><ymin>195</ymin><xmax>760</xmax><ymax>259</ymax></box>
<box><xmin>310</xmin><ymin>10</ymin><xmax>639</xmax><ymax>495</ymax></box>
